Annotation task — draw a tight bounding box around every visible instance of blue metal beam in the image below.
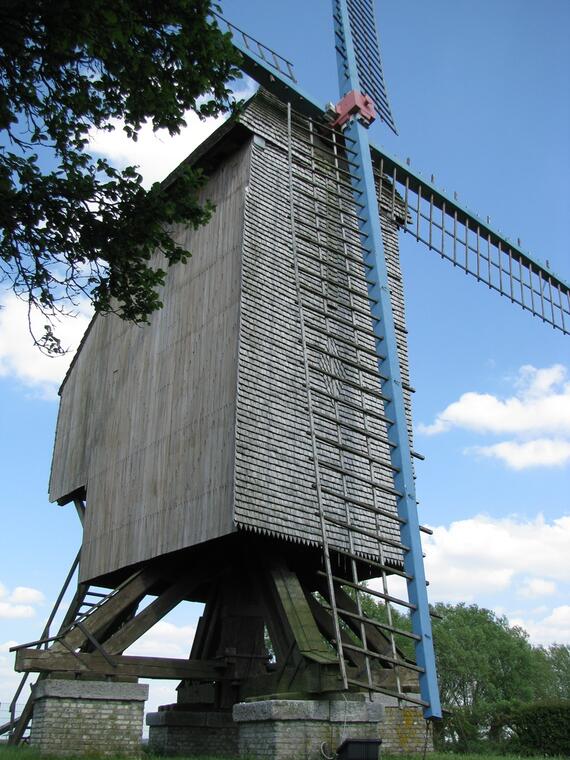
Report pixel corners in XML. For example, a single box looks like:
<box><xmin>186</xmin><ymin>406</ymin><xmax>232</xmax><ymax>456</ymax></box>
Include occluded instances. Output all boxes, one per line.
<box><xmin>332</xmin><ymin>0</ymin><xmax>442</xmax><ymax>720</ymax></box>
<box><xmin>344</xmin><ymin>116</ymin><xmax>442</xmax><ymax>720</ymax></box>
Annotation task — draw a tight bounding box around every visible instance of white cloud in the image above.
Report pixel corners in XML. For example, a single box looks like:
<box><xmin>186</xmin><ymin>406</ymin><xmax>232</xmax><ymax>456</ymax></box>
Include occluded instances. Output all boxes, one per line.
<box><xmin>469</xmin><ymin>438</ymin><xmax>570</xmax><ymax>470</ymax></box>
<box><xmin>126</xmin><ymin>620</ymin><xmax>197</xmax><ymax>659</ymax></box>
<box><xmin>518</xmin><ymin>578</ymin><xmax>557</xmax><ymax>598</ymax></box>
<box><xmin>423</xmin><ymin>514</ymin><xmax>570</xmax><ymax>609</ymax></box>
<box><xmin>0</xmin><ymin>583</ymin><xmax>45</xmax><ymax>619</ymax></box>
<box><xmin>0</xmin><ymin>640</ymin><xmax>23</xmax><ymax>706</ymax></box>
<box><xmin>511</xmin><ymin>605</ymin><xmax>570</xmax><ymax>645</ymax></box>
<box><xmin>0</xmin><ymin>293</ymin><xmax>92</xmax><ymax>399</ymax></box>
<box><xmin>418</xmin><ymin>364</ymin><xmax>570</xmax><ymax>470</ymax></box>
<box><xmin>9</xmin><ymin>587</ymin><xmax>45</xmax><ymax>605</ymax></box>
<box><xmin>368</xmin><ymin>514</ymin><xmax>570</xmax><ymax>644</ymax></box>
<box><xmin>0</xmin><ymin>602</ymin><xmax>35</xmax><ymax>620</ymax></box>
<box><xmin>419</xmin><ymin>364</ymin><xmax>570</xmax><ymax>437</ymax></box>
<box><xmin>88</xmin><ymin>81</ymin><xmax>257</xmax><ymax>188</ymax></box>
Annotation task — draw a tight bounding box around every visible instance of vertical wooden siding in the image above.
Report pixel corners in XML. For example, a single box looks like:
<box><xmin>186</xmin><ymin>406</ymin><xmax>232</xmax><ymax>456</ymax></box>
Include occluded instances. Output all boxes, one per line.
<box><xmin>50</xmin><ymin>143</ymin><xmax>251</xmax><ymax>582</ymax></box>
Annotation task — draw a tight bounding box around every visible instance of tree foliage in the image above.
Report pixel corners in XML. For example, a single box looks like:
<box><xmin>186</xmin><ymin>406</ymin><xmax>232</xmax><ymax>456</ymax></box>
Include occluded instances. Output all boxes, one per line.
<box><xmin>0</xmin><ymin>0</ymin><xmax>242</xmax><ymax>351</ymax></box>
<box><xmin>536</xmin><ymin>643</ymin><xmax>570</xmax><ymax>700</ymax></box>
<box><xmin>431</xmin><ymin>603</ymin><xmax>540</xmax><ymax>711</ymax></box>
<box><xmin>427</xmin><ymin>604</ymin><xmax>568</xmax><ymax>751</ymax></box>
<box><xmin>510</xmin><ymin>699</ymin><xmax>570</xmax><ymax>755</ymax></box>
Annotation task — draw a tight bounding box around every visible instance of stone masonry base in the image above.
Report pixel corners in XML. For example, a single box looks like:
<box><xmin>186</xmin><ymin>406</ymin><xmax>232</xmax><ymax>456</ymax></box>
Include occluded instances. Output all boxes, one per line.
<box><xmin>373</xmin><ymin>695</ymin><xmax>433</xmax><ymax>754</ymax></box>
<box><xmin>146</xmin><ymin>696</ymin><xmax>433</xmax><ymax>758</ymax></box>
<box><xmin>233</xmin><ymin>698</ymin><xmax>383</xmax><ymax>760</ymax></box>
<box><xmin>147</xmin><ymin>709</ymin><xmax>238</xmax><ymax>756</ymax></box>
<box><xmin>30</xmin><ymin>679</ymin><xmax>148</xmax><ymax>756</ymax></box>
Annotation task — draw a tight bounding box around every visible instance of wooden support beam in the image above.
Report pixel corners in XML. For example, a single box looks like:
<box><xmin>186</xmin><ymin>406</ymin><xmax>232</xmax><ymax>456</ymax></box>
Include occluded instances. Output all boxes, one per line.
<box><xmin>314</xmin><ymin>577</ymin><xmax>394</xmax><ymax>659</ymax></box>
<box><xmin>333</xmin><ymin>586</ymin><xmax>393</xmax><ymax>658</ymax></box>
<box><xmin>269</xmin><ymin>561</ymin><xmax>336</xmax><ymax>664</ymax></box>
<box><xmin>103</xmin><ymin>577</ymin><xmax>195</xmax><ymax>655</ymax></box>
<box><xmin>15</xmin><ymin>649</ymin><xmax>224</xmax><ymax>681</ymax></box>
<box><xmin>304</xmin><ymin>591</ymin><xmax>363</xmax><ymax>669</ymax></box>
<box><xmin>6</xmin><ymin>691</ymin><xmax>35</xmax><ymax>745</ymax></box>
<box><xmin>53</xmin><ymin>567</ymin><xmax>160</xmax><ymax>653</ymax></box>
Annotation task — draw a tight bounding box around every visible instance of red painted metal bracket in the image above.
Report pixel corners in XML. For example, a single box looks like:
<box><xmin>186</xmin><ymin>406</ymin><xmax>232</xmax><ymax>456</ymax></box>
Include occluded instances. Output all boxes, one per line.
<box><xmin>332</xmin><ymin>90</ymin><xmax>376</xmax><ymax>128</ymax></box>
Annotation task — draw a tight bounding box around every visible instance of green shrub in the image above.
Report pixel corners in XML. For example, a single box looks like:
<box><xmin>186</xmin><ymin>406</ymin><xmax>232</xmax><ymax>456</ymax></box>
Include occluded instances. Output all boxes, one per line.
<box><xmin>509</xmin><ymin>699</ymin><xmax>570</xmax><ymax>755</ymax></box>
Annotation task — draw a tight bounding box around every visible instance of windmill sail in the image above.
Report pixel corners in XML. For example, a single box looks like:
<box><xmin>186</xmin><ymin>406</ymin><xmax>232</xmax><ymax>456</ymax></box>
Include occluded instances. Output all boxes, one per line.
<box><xmin>333</xmin><ymin>0</ymin><xmax>398</xmax><ymax>133</ymax></box>
<box><xmin>217</xmin><ymin>13</ymin><xmax>569</xmax><ymax>335</ymax></box>
<box><xmin>371</xmin><ymin>153</ymin><xmax>570</xmax><ymax>334</ymax></box>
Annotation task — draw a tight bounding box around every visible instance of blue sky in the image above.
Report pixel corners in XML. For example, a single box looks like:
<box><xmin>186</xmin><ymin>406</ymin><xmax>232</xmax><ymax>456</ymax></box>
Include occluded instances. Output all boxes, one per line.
<box><xmin>1</xmin><ymin>0</ymin><xmax>568</xmax><ymax>714</ymax></box>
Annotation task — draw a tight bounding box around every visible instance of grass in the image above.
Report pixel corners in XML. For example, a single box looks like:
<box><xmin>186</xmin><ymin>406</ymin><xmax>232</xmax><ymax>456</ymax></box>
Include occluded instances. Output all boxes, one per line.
<box><xmin>1</xmin><ymin>747</ymin><xmax>568</xmax><ymax>760</ymax></box>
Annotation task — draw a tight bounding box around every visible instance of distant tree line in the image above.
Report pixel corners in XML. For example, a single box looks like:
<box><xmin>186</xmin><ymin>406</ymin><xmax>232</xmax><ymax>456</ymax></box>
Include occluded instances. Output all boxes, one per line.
<box><xmin>360</xmin><ymin>598</ymin><xmax>570</xmax><ymax>754</ymax></box>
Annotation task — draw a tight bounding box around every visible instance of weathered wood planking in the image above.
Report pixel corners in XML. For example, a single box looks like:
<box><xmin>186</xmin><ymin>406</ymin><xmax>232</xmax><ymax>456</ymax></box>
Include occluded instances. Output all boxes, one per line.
<box><xmin>50</xmin><ymin>142</ymin><xmax>251</xmax><ymax>582</ymax></box>
<box><xmin>49</xmin><ymin>90</ymin><xmax>414</xmax><ymax>582</ymax></box>
<box><xmin>233</xmin><ymin>92</ymin><xmax>412</xmax><ymax>563</ymax></box>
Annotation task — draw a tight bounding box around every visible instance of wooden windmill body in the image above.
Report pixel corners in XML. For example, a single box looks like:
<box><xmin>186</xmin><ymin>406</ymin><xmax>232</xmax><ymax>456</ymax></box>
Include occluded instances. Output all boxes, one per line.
<box><xmin>8</xmin><ymin>1</ymin><xmax>569</xmax><ymax>745</ymax></box>
<box><xmin>50</xmin><ymin>90</ymin><xmax>410</xmax><ymax>586</ymax></box>
<box><xmin>11</xmin><ymin>91</ymin><xmax>421</xmax><ymax>729</ymax></box>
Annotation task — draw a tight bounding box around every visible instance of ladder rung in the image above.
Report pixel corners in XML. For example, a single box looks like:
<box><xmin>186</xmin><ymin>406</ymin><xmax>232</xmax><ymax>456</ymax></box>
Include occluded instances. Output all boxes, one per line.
<box><xmin>340</xmin><ymin>642</ymin><xmax>425</xmax><ymax>673</ymax></box>
<box><xmin>332</xmin><ymin>546</ymin><xmax>411</xmax><ymax>580</ymax></box>
<box><xmin>314</xmin><ymin>408</ymin><xmax>392</xmax><ymax>444</ymax></box>
<box><xmin>294</xmin><ymin>186</ymin><xmax>365</xmax><ymax>225</ymax></box>
<box><xmin>299</xmin><ymin>265</ymin><xmax>376</xmax><ymax>305</ymax></box>
<box><xmin>335</xmin><ymin>606</ymin><xmax>420</xmax><ymax>641</ymax></box>
<box><xmin>292</xmin><ymin>169</ymin><xmax>362</xmax><ymax>206</ymax></box>
<box><xmin>321</xmin><ymin>486</ymin><xmax>404</xmax><ymax>525</ymax></box>
<box><xmin>307</xmin><ymin>342</ymin><xmax>385</xmax><ymax>379</ymax></box>
<box><xmin>291</xmin><ymin>114</ymin><xmax>359</xmax><ymax>150</ymax></box>
<box><xmin>310</xmin><ymin>387</ymin><xmax>393</xmax><ymax>426</ymax></box>
<box><xmin>308</xmin><ymin>364</ymin><xmax>389</xmax><ymax>401</ymax></box>
<box><xmin>321</xmin><ymin>513</ymin><xmax>407</xmax><ymax>552</ymax></box>
<box><xmin>292</xmin><ymin>146</ymin><xmax>358</xmax><ymax>184</ymax></box>
<box><xmin>289</xmin><ymin>129</ymin><xmax>360</xmax><ymax>163</ymax></box>
<box><xmin>315</xmin><ymin>432</ymin><xmax>398</xmax><ymax>474</ymax></box>
<box><xmin>296</xmin><ymin>230</ymin><xmax>373</xmax><ymax>270</ymax></box>
<box><xmin>303</xmin><ymin>300</ymin><xmax>377</xmax><ymax>339</ymax></box>
<box><xmin>346</xmin><ymin>678</ymin><xmax>429</xmax><ymax>708</ymax></box>
<box><xmin>298</xmin><ymin>246</ymin><xmax>370</xmax><ymax>284</ymax></box>
<box><xmin>293</xmin><ymin>125</ymin><xmax>361</xmax><ymax>165</ymax></box>
<box><xmin>300</xmin><ymin>282</ymin><xmax>373</xmax><ymax>320</ymax></box>
<box><xmin>313</xmin><ymin>117</ymin><xmax>358</xmax><ymax>145</ymax></box>
<box><xmin>318</xmin><ymin>459</ymin><xmax>402</xmax><ymax>498</ymax></box>
<box><xmin>295</xmin><ymin>216</ymin><xmax>370</xmax><ymax>256</ymax></box>
<box><xmin>296</xmin><ymin>220</ymin><xmax>403</xmax><ymax>286</ymax></box>
<box><xmin>305</xmin><ymin>323</ymin><xmax>380</xmax><ymax>360</ymax></box>
<box><xmin>317</xmin><ymin>571</ymin><xmax>416</xmax><ymax>610</ymax></box>
<box><xmin>290</xmin><ymin>114</ymin><xmax>359</xmax><ymax>153</ymax></box>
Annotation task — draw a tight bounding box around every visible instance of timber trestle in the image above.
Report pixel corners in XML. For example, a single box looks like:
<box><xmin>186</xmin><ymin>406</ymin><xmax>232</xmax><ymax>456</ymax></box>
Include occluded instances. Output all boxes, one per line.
<box><xmin>5</xmin><ymin>533</ymin><xmax>420</xmax><ymax>743</ymax></box>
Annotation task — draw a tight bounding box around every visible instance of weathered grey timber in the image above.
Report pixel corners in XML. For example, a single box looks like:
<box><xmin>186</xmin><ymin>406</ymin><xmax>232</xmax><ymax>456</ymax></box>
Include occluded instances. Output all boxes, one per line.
<box><xmin>49</xmin><ymin>89</ymin><xmax>412</xmax><ymax>584</ymax></box>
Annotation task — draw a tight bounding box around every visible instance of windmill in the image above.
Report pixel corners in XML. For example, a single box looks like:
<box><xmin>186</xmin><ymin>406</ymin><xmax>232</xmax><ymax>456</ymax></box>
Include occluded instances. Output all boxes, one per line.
<box><xmin>5</xmin><ymin>0</ymin><xmax>568</xmax><ymax>754</ymax></box>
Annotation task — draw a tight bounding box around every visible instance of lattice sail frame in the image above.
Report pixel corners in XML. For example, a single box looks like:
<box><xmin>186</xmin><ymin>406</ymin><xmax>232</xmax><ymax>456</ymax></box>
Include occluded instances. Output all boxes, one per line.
<box><xmin>218</xmin><ymin>13</ymin><xmax>569</xmax><ymax>337</ymax></box>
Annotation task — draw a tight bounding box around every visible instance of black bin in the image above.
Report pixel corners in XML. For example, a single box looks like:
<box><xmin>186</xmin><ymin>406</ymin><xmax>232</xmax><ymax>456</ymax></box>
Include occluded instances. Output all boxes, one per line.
<box><xmin>337</xmin><ymin>738</ymin><xmax>382</xmax><ymax>760</ymax></box>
